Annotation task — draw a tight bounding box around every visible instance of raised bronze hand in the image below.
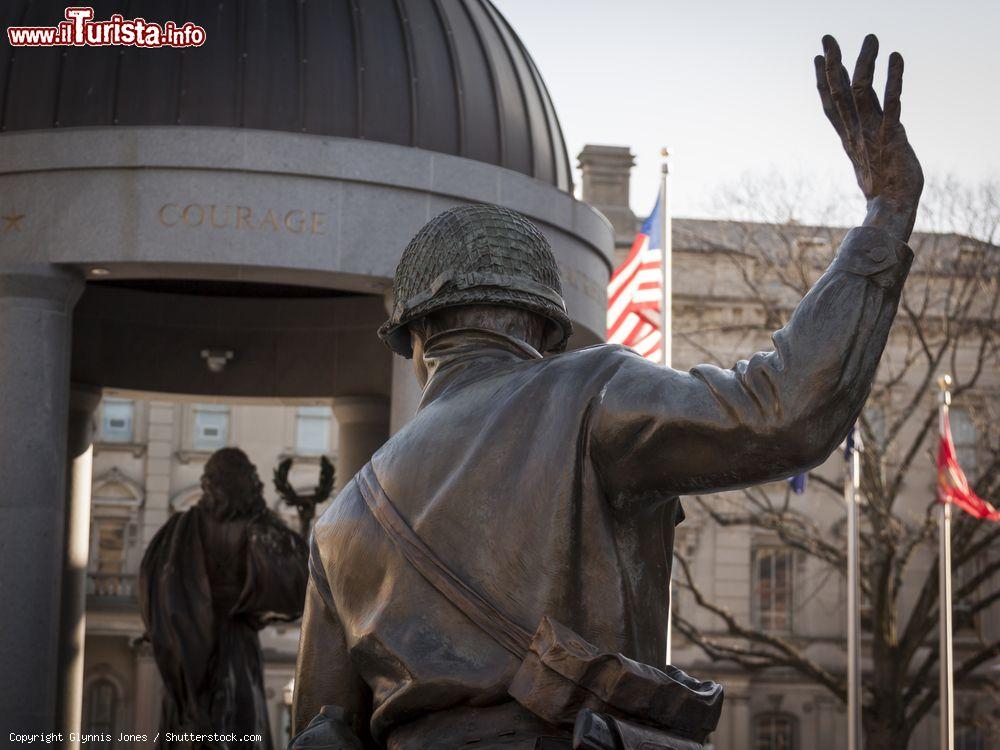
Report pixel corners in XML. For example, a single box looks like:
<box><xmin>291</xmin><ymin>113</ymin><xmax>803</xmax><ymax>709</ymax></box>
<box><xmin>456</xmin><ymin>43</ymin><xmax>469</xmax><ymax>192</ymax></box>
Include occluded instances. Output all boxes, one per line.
<box><xmin>816</xmin><ymin>34</ymin><xmax>923</xmax><ymax>241</ymax></box>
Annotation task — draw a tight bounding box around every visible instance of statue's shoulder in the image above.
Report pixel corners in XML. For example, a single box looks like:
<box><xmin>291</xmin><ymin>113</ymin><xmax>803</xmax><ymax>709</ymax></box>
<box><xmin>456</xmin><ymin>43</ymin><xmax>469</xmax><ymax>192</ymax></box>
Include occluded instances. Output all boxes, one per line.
<box><xmin>311</xmin><ymin>476</ymin><xmax>367</xmax><ymax>538</ymax></box>
<box><xmin>511</xmin><ymin>344</ymin><xmax>635</xmax><ymax>398</ymax></box>
<box><xmin>543</xmin><ymin>342</ymin><xmax>635</xmax><ymax>368</ymax></box>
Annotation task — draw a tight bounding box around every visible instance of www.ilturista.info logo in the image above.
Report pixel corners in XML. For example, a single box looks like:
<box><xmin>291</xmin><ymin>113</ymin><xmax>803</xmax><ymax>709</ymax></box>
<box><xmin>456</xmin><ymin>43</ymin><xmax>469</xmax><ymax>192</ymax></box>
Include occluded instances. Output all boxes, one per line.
<box><xmin>7</xmin><ymin>6</ymin><xmax>207</xmax><ymax>48</ymax></box>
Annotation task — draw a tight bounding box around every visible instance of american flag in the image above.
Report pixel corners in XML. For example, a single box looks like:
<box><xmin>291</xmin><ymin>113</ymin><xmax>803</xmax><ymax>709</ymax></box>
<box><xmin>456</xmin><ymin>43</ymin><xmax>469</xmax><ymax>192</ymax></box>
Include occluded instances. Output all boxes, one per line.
<box><xmin>606</xmin><ymin>191</ymin><xmax>664</xmax><ymax>362</ymax></box>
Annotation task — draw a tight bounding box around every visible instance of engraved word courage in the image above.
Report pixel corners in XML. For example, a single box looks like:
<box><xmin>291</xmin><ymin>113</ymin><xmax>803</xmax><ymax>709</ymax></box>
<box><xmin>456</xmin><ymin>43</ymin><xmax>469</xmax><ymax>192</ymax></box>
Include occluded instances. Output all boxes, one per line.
<box><xmin>158</xmin><ymin>203</ymin><xmax>327</xmax><ymax>235</ymax></box>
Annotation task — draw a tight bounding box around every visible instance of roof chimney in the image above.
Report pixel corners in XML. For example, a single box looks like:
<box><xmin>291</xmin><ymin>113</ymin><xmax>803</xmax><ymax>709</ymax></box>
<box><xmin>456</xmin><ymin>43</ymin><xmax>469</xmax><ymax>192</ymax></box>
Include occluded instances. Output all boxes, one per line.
<box><xmin>577</xmin><ymin>145</ymin><xmax>638</xmax><ymax>251</ymax></box>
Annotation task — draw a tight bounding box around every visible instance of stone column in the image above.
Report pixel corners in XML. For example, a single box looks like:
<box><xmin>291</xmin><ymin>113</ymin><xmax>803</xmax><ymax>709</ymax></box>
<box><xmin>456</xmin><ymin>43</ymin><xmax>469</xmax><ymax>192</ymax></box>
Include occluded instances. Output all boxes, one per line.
<box><xmin>132</xmin><ymin>639</ymin><xmax>162</xmax><ymax>738</ymax></box>
<box><xmin>141</xmin><ymin>401</ymin><xmax>177</xmax><ymax>550</ymax></box>
<box><xmin>56</xmin><ymin>384</ymin><xmax>102</xmax><ymax>747</ymax></box>
<box><xmin>712</xmin><ymin>676</ymin><xmax>751</xmax><ymax>750</ymax></box>
<box><xmin>332</xmin><ymin>396</ymin><xmax>390</xmax><ymax>491</ymax></box>
<box><xmin>813</xmin><ymin>695</ymin><xmax>839</xmax><ymax>750</ymax></box>
<box><xmin>383</xmin><ymin>290</ymin><xmax>423</xmax><ymax>437</ymax></box>
<box><xmin>728</xmin><ymin>690</ymin><xmax>752</xmax><ymax>750</ymax></box>
<box><xmin>0</xmin><ymin>264</ymin><xmax>83</xmax><ymax>731</ymax></box>
<box><xmin>389</xmin><ymin>355</ymin><xmax>423</xmax><ymax>435</ymax></box>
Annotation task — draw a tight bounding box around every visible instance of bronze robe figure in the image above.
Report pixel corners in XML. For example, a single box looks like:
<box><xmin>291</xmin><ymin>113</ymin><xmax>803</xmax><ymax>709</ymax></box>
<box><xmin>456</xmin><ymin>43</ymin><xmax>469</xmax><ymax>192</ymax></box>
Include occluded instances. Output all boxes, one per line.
<box><xmin>291</xmin><ymin>35</ymin><xmax>924</xmax><ymax>750</ymax></box>
<box><xmin>141</xmin><ymin>448</ymin><xmax>309</xmax><ymax>750</ymax></box>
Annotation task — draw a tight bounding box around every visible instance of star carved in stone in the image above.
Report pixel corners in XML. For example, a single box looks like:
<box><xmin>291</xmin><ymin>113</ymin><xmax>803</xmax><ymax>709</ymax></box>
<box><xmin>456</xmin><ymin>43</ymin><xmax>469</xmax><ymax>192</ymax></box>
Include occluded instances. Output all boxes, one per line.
<box><xmin>2</xmin><ymin>211</ymin><xmax>25</xmax><ymax>233</ymax></box>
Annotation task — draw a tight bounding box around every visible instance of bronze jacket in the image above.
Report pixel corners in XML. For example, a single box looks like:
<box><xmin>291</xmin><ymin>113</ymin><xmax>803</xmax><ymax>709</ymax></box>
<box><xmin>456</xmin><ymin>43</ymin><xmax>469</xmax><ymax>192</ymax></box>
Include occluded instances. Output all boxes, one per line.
<box><xmin>293</xmin><ymin>226</ymin><xmax>912</xmax><ymax>745</ymax></box>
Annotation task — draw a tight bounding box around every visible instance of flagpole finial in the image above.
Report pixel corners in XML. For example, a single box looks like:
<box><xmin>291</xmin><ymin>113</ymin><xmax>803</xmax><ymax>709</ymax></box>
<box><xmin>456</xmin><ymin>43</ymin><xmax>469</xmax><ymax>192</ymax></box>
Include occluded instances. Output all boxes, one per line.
<box><xmin>660</xmin><ymin>147</ymin><xmax>670</xmax><ymax>174</ymax></box>
<box><xmin>937</xmin><ymin>374</ymin><xmax>953</xmax><ymax>405</ymax></box>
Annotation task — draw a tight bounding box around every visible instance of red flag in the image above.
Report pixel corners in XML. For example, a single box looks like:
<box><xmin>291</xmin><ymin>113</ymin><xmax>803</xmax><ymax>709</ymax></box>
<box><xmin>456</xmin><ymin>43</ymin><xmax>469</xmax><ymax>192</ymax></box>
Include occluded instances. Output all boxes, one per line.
<box><xmin>937</xmin><ymin>411</ymin><xmax>1000</xmax><ymax>521</ymax></box>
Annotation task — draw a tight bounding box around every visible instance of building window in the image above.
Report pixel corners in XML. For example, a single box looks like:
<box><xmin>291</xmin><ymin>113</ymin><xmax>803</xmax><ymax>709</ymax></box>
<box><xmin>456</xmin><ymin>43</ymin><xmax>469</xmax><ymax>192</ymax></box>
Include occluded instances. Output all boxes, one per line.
<box><xmin>753</xmin><ymin>547</ymin><xmax>794</xmax><ymax>631</ymax></box>
<box><xmin>863</xmin><ymin>404</ymin><xmax>886</xmax><ymax>450</ymax></box>
<box><xmin>192</xmin><ymin>404</ymin><xmax>230</xmax><ymax>451</ymax></box>
<box><xmin>99</xmin><ymin>398</ymin><xmax>134</xmax><ymax>443</ymax></box>
<box><xmin>295</xmin><ymin>406</ymin><xmax>332</xmax><ymax>455</ymax></box>
<box><xmin>833</xmin><ymin>515</ymin><xmax>877</xmax><ymax>630</ymax></box>
<box><xmin>951</xmin><ymin>409</ymin><xmax>978</xmax><ymax>481</ymax></box>
<box><xmin>83</xmin><ymin>678</ymin><xmax>118</xmax><ymax>748</ymax></box>
<box><xmin>956</xmin><ymin>724</ymin><xmax>985</xmax><ymax>750</ymax></box>
<box><xmin>956</xmin><ymin>243</ymin><xmax>986</xmax><ymax>275</ymax></box>
<box><xmin>955</xmin><ymin>555</ymin><xmax>985</xmax><ymax>634</ymax></box>
<box><xmin>89</xmin><ymin>517</ymin><xmax>130</xmax><ymax>597</ymax></box>
<box><xmin>859</xmin><ymin>544</ymin><xmax>873</xmax><ymax>630</ymax></box>
<box><xmin>753</xmin><ymin>713</ymin><xmax>796</xmax><ymax>750</ymax></box>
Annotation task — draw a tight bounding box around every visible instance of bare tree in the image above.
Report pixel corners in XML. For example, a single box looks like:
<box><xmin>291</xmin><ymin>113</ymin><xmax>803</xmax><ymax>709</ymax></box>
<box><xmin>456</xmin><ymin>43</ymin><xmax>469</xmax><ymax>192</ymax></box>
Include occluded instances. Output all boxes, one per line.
<box><xmin>672</xmin><ymin>176</ymin><xmax>1000</xmax><ymax>748</ymax></box>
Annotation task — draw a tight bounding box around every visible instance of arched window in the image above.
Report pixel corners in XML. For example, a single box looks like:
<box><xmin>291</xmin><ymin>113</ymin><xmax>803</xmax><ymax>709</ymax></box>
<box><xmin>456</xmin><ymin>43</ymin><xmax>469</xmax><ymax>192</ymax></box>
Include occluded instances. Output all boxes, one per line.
<box><xmin>753</xmin><ymin>712</ymin><xmax>796</xmax><ymax>750</ymax></box>
<box><xmin>83</xmin><ymin>677</ymin><xmax>118</xmax><ymax>748</ymax></box>
<box><xmin>88</xmin><ymin>469</ymin><xmax>142</xmax><ymax>602</ymax></box>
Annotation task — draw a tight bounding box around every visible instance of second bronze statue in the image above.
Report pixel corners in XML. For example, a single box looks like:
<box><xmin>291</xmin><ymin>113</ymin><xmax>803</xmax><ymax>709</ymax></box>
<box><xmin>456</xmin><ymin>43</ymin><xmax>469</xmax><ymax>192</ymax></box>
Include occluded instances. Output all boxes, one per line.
<box><xmin>140</xmin><ymin>448</ymin><xmax>310</xmax><ymax>750</ymax></box>
<box><xmin>290</xmin><ymin>33</ymin><xmax>922</xmax><ymax>750</ymax></box>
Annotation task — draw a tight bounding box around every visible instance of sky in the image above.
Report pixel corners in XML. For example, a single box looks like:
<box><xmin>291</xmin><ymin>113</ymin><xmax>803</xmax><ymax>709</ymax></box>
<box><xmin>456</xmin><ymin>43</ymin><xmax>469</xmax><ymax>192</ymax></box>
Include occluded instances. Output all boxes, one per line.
<box><xmin>493</xmin><ymin>0</ymin><xmax>999</xmax><ymax>224</ymax></box>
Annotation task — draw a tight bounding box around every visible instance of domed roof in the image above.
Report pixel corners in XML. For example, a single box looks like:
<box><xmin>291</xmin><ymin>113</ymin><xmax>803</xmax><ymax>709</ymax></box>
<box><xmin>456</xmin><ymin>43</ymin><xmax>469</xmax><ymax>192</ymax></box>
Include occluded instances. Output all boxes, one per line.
<box><xmin>0</xmin><ymin>0</ymin><xmax>572</xmax><ymax>191</ymax></box>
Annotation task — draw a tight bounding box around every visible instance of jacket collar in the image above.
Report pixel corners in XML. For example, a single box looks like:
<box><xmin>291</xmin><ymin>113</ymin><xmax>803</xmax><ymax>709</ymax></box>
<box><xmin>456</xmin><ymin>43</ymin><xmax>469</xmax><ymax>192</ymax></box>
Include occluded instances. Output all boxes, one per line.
<box><xmin>418</xmin><ymin>328</ymin><xmax>542</xmax><ymax>409</ymax></box>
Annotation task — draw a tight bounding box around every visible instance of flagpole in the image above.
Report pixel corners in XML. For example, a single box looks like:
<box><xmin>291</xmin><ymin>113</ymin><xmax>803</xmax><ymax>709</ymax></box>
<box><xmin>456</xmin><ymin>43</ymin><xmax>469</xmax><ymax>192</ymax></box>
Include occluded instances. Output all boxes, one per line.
<box><xmin>937</xmin><ymin>374</ymin><xmax>955</xmax><ymax>750</ymax></box>
<box><xmin>660</xmin><ymin>147</ymin><xmax>672</xmax><ymax>369</ymax></box>
<box><xmin>845</xmin><ymin>425</ymin><xmax>863</xmax><ymax>750</ymax></box>
<box><xmin>661</xmin><ymin>148</ymin><xmax>674</xmax><ymax>667</ymax></box>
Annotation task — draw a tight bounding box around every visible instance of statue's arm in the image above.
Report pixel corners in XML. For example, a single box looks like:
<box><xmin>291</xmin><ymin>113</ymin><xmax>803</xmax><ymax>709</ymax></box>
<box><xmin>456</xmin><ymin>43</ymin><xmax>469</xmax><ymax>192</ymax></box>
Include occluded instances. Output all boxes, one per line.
<box><xmin>592</xmin><ymin>227</ymin><xmax>910</xmax><ymax>497</ymax></box>
<box><xmin>592</xmin><ymin>35</ymin><xmax>922</xmax><ymax>499</ymax></box>
<box><xmin>291</xmin><ymin>539</ymin><xmax>372</xmax><ymax>746</ymax></box>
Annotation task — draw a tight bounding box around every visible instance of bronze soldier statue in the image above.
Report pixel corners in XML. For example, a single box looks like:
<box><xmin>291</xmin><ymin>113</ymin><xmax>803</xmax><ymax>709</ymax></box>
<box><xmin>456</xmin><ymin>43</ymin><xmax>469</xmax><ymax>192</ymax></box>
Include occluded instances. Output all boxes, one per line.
<box><xmin>140</xmin><ymin>448</ymin><xmax>309</xmax><ymax>749</ymax></box>
<box><xmin>291</xmin><ymin>35</ymin><xmax>923</xmax><ymax>750</ymax></box>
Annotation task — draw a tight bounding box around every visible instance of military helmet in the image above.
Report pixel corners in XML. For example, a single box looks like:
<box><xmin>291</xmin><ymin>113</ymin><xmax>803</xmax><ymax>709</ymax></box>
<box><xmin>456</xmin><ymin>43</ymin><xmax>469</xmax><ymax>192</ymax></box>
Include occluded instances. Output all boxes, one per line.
<box><xmin>379</xmin><ymin>204</ymin><xmax>573</xmax><ymax>358</ymax></box>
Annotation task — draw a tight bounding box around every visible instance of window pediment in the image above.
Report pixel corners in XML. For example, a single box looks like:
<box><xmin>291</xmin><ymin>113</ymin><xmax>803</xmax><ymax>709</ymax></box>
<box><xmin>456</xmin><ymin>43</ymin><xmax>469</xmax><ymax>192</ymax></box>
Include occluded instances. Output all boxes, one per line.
<box><xmin>91</xmin><ymin>467</ymin><xmax>144</xmax><ymax>509</ymax></box>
